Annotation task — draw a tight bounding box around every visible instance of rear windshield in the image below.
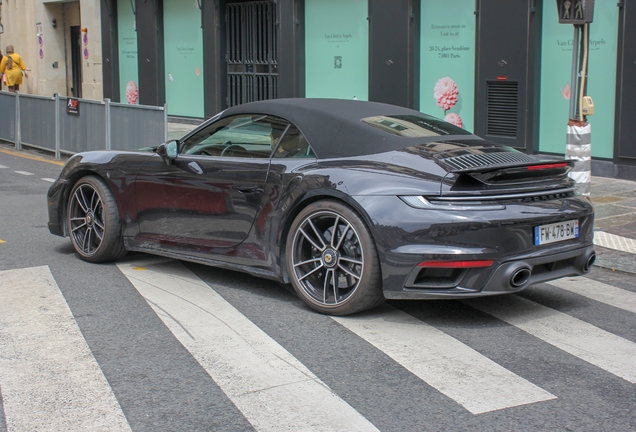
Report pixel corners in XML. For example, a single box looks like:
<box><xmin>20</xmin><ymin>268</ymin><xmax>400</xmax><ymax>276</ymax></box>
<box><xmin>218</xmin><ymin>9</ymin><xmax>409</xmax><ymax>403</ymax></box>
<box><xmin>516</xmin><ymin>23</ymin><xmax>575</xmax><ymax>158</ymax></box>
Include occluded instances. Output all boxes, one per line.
<box><xmin>361</xmin><ymin>115</ymin><xmax>471</xmax><ymax>138</ymax></box>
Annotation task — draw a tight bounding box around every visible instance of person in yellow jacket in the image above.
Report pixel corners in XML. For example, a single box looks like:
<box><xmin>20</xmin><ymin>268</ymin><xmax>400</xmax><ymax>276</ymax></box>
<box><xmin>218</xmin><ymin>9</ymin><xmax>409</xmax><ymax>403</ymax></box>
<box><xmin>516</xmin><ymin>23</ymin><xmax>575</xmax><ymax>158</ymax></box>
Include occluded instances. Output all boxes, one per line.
<box><xmin>0</xmin><ymin>45</ymin><xmax>28</xmax><ymax>92</ymax></box>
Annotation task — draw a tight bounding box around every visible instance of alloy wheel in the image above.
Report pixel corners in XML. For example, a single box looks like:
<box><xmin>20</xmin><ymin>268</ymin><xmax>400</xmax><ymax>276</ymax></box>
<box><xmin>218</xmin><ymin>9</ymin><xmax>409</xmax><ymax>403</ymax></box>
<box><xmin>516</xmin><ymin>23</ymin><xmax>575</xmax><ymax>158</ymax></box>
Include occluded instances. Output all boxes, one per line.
<box><xmin>291</xmin><ymin>210</ymin><xmax>364</xmax><ymax>306</ymax></box>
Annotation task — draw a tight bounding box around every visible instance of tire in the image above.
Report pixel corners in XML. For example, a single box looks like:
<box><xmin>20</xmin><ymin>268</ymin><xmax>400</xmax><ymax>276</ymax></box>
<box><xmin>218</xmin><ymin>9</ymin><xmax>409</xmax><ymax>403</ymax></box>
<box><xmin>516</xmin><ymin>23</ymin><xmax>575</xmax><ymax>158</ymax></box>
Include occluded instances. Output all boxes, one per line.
<box><xmin>286</xmin><ymin>200</ymin><xmax>384</xmax><ymax>315</ymax></box>
<box><xmin>66</xmin><ymin>176</ymin><xmax>127</xmax><ymax>263</ymax></box>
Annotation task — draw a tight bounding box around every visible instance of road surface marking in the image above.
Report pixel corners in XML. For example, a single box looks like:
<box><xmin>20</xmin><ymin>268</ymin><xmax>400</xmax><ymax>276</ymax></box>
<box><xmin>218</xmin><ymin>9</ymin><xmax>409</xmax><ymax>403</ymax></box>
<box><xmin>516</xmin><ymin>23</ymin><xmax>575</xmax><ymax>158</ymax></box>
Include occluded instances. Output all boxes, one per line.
<box><xmin>333</xmin><ymin>305</ymin><xmax>555</xmax><ymax>414</ymax></box>
<box><xmin>14</xmin><ymin>170</ymin><xmax>34</xmax><ymax>176</ymax></box>
<box><xmin>0</xmin><ymin>266</ymin><xmax>131</xmax><ymax>432</ymax></box>
<box><xmin>0</xmin><ymin>239</ymin><xmax>5</xmax><ymax>243</ymax></box>
<box><xmin>594</xmin><ymin>231</ymin><xmax>636</xmax><ymax>254</ymax></box>
<box><xmin>0</xmin><ymin>164</ymin><xmax>7</xmax><ymax>168</ymax></box>
<box><xmin>0</xmin><ymin>147</ymin><xmax>65</xmax><ymax>166</ymax></box>
<box><xmin>547</xmin><ymin>276</ymin><xmax>636</xmax><ymax>314</ymax></box>
<box><xmin>118</xmin><ymin>257</ymin><xmax>379</xmax><ymax>432</ymax></box>
<box><xmin>42</xmin><ymin>178</ymin><xmax>56</xmax><ymax>183</ymax></box>
<box><xmin>465</xmin><ymin>295</ymin><xmax>636</xmax><ymax>384</ymax></box>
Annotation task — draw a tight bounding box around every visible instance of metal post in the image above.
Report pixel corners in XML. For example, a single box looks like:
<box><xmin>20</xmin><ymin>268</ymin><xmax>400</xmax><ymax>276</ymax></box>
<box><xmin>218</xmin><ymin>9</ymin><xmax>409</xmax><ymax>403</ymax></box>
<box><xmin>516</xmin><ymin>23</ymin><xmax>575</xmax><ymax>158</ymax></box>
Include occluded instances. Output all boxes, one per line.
<box><xmin>164</xmin><ymin>103</ymin><xmax>168</xmax><ymax>142</ymax></box>
<box><xmin>15</xmin><ymin>92</ymin><xmax>21</xmax><ymax>151</ymax></box>
<box><xmin>55</xmin><ymin>93</ymin><xmax>61</xmax><ymax>159</ymax></box>
<box><xmin>105</xmin><ymin>98</ymin><xmax>112</xmax><ymax>150</ymax></box>
<box><xmin>568</xmin><ymin>26</ymin><xmax>580</xmax><ymax>120</ymax></box>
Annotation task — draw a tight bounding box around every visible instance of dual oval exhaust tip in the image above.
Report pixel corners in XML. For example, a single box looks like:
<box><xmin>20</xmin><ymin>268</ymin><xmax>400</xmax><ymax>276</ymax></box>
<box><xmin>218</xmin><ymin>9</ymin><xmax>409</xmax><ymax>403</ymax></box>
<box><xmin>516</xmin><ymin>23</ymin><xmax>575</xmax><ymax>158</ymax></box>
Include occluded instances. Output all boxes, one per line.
<box><xmin>583</xmin><ymin>251</ymin><xmax>596</xmax><ymax>272</ymax></box>
<box><xmin>508</xmin><ymin>251</ymin><xmax>597</xmax><ymax>289</ymax></box>
<box><xmin>510</xmin><ymin>267</ymin><xmax>531</xmax><ymax>288</ymax></box>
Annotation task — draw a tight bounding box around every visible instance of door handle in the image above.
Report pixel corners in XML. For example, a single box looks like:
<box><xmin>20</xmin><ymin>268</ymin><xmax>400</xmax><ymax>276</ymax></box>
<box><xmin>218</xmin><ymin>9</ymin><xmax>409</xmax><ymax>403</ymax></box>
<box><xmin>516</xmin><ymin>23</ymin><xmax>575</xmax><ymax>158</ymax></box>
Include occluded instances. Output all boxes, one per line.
<box><xmin>236</xmin><ymin>186</ymin><xmax>261</xmax><ymax>194</ymax></box>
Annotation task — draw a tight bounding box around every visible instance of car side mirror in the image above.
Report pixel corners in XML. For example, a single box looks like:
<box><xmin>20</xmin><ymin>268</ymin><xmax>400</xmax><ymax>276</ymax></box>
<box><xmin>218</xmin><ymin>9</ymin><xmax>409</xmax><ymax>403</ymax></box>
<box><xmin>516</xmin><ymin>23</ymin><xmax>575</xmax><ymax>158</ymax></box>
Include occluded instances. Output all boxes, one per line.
<box><xmin>156</xmin><ymin>140</ymin><xmax>178</xmax><ymax>166</ymax></box>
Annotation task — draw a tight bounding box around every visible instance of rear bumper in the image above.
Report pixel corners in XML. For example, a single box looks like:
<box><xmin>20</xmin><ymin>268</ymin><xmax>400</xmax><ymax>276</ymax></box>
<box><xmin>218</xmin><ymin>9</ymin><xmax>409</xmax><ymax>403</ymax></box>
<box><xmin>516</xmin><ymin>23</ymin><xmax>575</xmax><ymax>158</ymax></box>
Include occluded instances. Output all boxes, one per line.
<box><xmin>384</xmin><ymin>244</ymin><xmax>595</xmax><ymax>300</ymax></box>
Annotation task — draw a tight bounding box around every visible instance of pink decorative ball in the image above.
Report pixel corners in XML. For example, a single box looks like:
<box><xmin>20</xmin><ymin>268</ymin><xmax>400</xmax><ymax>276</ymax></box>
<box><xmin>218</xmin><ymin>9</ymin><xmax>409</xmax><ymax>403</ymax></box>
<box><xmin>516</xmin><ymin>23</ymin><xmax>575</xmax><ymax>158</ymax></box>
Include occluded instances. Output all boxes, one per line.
<box><xmin>444</xmin><ymin>113</ymin><xmax>463</xmax><ymax>128</ymax></box>
<box><xmin>125</xmin><ymin>81</ymin><xmax>139</xmax><ymax>105</ymax></box>
<box><xmin>434</xmin><ymin>77</ymin><xmax>459</xmax><ymax>110</ymax></box>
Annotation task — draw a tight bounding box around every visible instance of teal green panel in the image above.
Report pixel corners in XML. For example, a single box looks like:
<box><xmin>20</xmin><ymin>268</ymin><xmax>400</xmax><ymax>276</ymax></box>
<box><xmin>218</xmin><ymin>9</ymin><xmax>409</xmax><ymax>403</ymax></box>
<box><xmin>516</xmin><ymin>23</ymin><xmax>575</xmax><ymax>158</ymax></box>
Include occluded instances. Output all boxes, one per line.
<box><xmin>163</xmin><ymin>0</ymin><xmax>204</xmax><ymax>118</ymax></box>
<box><xmin>305</xmin><ymin>0</ymin><xmax>368</xmax><ymax>100</ymax></box>
<box><xmin>117</xmin><ymin>0</ymin><xmax>138</xmax><ymax>104</ymax></box>
<box><xmin>419</xmin><ymin>0</ymin><xmax>476</xmax><ymax>132</ymax></box>
<box><xmin>539</xmin><ymin>3</ymin><xmax>618</xmax><ymax>158</ymax></box>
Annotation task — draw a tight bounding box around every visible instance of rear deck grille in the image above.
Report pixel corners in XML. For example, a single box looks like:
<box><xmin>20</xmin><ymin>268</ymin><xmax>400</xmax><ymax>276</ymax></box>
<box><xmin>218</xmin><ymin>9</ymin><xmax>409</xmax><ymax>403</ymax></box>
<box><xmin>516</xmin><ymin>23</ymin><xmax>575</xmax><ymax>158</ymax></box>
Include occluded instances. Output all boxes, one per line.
<box><xmin>440</xmin><ymin>151</ymin><xmax>538</xmax><ymax>171</ymax></box>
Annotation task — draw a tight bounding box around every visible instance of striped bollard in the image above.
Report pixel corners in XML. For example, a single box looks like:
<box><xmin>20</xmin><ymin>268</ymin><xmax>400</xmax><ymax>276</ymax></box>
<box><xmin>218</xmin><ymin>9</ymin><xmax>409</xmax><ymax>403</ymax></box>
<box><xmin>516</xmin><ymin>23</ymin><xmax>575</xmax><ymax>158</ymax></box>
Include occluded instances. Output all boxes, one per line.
<box><xmin>566</xmin><ymin>120</ymin><xmax>591</xmax><ymax>196</ymax></box>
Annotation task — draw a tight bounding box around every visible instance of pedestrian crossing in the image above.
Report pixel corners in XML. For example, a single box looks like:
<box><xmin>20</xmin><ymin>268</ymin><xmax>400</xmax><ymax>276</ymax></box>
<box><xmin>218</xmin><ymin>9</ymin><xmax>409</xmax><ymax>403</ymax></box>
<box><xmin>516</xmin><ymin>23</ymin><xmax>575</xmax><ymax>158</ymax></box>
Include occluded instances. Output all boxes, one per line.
<box><xmin>117</xmin><ymin>258</ymin><xmax>379</xmax><ymax>432</ymax></box>
<box><xmin>1</xmin><ymin>259</ymin><xmax>635</xmax><ymax>430</ymax></box>
<box><xmin>0</xmin><ymin>267</ymin><xmax>131</xmax><ymax>432</ymax></box>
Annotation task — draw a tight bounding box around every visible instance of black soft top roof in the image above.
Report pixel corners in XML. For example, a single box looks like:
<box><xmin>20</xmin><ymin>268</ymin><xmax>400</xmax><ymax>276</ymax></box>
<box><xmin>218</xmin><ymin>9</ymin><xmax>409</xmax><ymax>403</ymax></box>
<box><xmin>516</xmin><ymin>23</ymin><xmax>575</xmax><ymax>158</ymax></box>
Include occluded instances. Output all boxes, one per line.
<box><xmin>221</xmin><ymin>98</ymin><xmax>479</xmax><ymax>159</ymax></box>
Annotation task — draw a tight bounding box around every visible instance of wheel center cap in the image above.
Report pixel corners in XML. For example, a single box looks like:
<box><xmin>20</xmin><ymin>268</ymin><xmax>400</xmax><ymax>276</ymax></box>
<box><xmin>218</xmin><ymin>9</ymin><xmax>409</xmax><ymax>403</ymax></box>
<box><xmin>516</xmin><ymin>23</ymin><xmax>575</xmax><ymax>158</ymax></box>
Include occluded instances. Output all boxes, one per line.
<box><xmin>86</xmin><ymin>212</ymin><xmax>94</xmax><ymax>227</ymax></box>
<box><xmin>322</xmin><ymin>248</ymin><xmax>338</xmax><ymax>268</ymax></box>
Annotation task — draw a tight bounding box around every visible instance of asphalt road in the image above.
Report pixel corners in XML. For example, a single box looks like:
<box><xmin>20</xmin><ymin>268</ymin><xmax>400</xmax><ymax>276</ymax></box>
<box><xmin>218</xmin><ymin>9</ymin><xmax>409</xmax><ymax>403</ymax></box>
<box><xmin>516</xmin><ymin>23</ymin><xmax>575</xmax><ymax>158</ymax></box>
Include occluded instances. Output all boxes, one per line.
<box><xmin>1</xmin><ymin>146</ymin><xmax>635</xmax><ymax>431</ymax></box>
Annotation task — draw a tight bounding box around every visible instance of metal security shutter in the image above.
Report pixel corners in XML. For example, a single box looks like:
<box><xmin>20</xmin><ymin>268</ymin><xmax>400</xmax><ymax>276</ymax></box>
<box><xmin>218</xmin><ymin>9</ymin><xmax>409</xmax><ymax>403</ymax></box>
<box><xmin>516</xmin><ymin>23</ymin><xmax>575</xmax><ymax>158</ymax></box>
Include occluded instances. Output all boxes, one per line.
<box><xmin>486</xmin><ymin>81</ymin><xmax>518</xmax><ymax>138</ymax></box>
<box><xmin>226</xmin><ymin>1</ymin><xmax>278</xmax><ymax>107</ymax></box>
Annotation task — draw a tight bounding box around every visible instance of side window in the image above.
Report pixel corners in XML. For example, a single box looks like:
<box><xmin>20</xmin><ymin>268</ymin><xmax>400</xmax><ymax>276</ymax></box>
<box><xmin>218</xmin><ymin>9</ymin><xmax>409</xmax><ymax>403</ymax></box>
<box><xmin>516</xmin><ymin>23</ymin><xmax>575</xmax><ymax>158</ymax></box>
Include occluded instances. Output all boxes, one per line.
<box><xmin>180</xmin><ymin>114</ymin><xmax>289</xmax><ymax>158</ymax></box>
<box><xmin>273</xmin><ymin>125</ymin><xmax>316</xmax><ymax>158</ymax></box>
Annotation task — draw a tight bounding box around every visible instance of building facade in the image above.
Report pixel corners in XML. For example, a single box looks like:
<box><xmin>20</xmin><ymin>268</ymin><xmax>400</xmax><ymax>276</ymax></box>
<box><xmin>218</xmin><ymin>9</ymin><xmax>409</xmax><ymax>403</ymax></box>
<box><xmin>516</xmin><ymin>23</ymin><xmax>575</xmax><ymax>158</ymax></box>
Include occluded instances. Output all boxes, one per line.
<box><xmin>1</xmin><ymin>0</ymin><xmax>635</xmax><ymax>178</ymax></box>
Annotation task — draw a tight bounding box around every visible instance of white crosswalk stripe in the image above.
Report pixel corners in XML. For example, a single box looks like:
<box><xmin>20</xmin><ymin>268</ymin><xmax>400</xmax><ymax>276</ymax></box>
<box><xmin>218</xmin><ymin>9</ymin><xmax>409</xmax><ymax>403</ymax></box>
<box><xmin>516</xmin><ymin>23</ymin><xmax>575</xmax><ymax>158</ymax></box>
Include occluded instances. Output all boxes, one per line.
<box><xmin>0</xmin><ymin>266</ymin><xmax>131</xmax><ymax>432</ymax></box>
<box><xmin>333</xmin><ymin>305</ymin><xmax>555</xmax><ymax>414</ymax></box>
<box><xmin>14</xmin><ymin>170</ymin><xmax>34</xmax><ymax>176</ymax></box>
<box><xmin>41</xmin><ymin>178</ymin><xmax>56</xmax><ymax>183</ymax></box>
<box><xmin>2</xmin><ymin>260</ymin><xmax>636</xmax><ymax>428</ymax></box>
<box><xmin>117</xmin><ymin>256</ymin><xmax>380</xmax><ymax>432</ymax></box>
<box><xmin>464</xmin><ymin>295</ymin><xmax>636</xmax><ymax>383</ymax></box>
<box><xmin>0</xmin><ymin>164</ymin><xmax>7</xmax><ymax>168</ymax></box>
<box><xmin>594</xmin><ymin>231</ymin><xmax>636</xmax><ymax>254</ymax></box>
<box><xmin>547</xmin><ymin>276</ymin><xmax>636</xmax><ymax>314</ymax></box>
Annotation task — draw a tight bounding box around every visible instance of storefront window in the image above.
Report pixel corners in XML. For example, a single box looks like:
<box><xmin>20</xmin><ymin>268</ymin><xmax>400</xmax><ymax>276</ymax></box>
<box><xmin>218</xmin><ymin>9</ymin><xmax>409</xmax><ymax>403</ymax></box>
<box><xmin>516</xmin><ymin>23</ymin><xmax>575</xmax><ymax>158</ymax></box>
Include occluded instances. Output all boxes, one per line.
<box><xmin>163</xmin><ymin>0</ymin><xmax>204</xmax><ymax>117</ymax></box>
<box><xmin>539</xmin><ymin>3</ymin><xmax>618</xmax><ymax>158</ymax></box>
<box><xmin>419</xmin><ymin>0</ymin><xmax>476</xmax><ymax>132</ymax></box>
<box><xmin>305</xmin><ymin>0</ymin><xmax>369</xmax><ymax>100</ymax></box>
<box><xmin>117</xmin><ymin>0</ymin><xmax>139</xmax><ymax>104</ymax></box>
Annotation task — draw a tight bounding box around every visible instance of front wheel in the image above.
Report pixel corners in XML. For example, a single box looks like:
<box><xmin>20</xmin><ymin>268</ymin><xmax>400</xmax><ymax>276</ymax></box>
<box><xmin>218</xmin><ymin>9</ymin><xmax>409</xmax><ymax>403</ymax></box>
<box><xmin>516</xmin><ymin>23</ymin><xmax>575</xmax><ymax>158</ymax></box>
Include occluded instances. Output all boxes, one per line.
<box><xmin>67</xmin><ymin>176</ymin><xmax>126</xmax><ymax>263</ymax></box>
<box><xmin>286</xmin><ymin>200</ymin><xmax>384</xmax><ymax>315</ymax></box>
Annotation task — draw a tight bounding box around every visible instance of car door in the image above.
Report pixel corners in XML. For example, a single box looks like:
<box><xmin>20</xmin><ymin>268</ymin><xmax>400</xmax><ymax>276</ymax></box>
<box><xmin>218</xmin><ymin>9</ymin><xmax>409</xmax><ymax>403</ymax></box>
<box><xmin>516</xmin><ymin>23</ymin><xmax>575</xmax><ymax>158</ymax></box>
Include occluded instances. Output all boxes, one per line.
<box><xmin>135</xmin><ymin>114</ymin><xmax>289</xmax><ymax>249</ymax></box>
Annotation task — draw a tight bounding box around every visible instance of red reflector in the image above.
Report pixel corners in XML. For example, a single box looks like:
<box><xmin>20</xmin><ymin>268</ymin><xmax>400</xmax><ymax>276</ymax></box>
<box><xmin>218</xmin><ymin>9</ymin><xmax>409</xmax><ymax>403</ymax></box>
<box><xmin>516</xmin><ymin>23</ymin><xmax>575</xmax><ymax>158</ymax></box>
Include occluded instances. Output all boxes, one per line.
<box><xmin>496</xmin><ymin>76</ymin><xmax>508</xmax><ymax>80</ymax></box>
<box><xmin>417</xmin><ymin>260</ymin><xmax>494</xmax><ymax>268</ymax></box>
<box><xmin>527</xmin><ymin>163</ymin><xmax>568</xmax><ymax>170</ymax></box>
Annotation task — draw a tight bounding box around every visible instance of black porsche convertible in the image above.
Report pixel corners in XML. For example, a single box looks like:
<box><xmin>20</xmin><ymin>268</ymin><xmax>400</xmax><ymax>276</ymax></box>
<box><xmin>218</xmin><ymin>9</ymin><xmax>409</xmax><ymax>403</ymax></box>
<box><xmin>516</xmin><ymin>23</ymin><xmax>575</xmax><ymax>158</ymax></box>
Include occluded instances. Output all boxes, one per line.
<box><xmin>47</xmin><ymin>98</ymin><xmax>595</xmax><ymax>315</ymax></box>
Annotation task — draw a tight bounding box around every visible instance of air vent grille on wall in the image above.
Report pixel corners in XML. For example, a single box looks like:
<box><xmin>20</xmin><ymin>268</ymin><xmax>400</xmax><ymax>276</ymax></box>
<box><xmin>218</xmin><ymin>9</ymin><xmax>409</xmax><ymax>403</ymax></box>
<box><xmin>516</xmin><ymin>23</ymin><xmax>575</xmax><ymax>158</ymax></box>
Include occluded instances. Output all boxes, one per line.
<box><xmin>486</xmin><ymin>81</ymin><xmax>518</xmax><ymax>138</ymax></box>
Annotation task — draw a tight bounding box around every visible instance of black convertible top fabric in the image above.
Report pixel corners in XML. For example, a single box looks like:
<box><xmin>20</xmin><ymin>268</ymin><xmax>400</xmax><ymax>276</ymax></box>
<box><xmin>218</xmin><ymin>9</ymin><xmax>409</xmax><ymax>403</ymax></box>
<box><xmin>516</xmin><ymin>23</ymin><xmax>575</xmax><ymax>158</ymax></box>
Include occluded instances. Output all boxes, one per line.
<box><xmin>221</xmin><ymin>98</ymin><xmax>480</xmax><ymax>159</ymax></box>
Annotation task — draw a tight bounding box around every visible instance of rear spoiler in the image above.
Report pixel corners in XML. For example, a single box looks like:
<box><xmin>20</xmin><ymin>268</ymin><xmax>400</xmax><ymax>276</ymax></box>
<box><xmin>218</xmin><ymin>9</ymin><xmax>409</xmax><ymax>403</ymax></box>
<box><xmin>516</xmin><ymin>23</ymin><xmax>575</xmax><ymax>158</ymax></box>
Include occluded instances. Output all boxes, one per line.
<box><xmin>449</xmin><ymin>160</ymin><xmax>573</xmax><ymax>185</ymax></box>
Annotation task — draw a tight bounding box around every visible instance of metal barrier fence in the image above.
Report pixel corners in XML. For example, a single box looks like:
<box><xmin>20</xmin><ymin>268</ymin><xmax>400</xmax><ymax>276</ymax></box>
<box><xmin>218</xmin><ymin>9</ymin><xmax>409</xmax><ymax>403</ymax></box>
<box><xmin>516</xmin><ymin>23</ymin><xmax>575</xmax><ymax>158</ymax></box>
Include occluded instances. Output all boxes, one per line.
<box><xmin>0</xmin><ymin>91</ymin><xmax>167</xmax><ymax>158</ymax></box>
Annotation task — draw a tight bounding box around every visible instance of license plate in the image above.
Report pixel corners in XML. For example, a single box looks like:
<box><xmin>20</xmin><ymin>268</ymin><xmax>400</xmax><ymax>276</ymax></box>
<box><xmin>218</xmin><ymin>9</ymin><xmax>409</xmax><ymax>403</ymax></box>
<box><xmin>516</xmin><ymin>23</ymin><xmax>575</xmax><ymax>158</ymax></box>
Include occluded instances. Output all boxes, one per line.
<box><xmin>534</xmin><ymin>220</ymin><xmax>579</xmax><ymax>245</ymax></box>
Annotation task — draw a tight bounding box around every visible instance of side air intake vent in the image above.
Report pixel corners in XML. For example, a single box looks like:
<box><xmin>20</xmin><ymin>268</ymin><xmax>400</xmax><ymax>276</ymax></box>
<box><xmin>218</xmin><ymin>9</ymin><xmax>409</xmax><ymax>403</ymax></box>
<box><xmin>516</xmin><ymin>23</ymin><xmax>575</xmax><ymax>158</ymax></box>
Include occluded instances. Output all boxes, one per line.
<box><xmin>487</xmin><ymin>81</ymin><xmax>518</xmax><ymax>138</ymax></box>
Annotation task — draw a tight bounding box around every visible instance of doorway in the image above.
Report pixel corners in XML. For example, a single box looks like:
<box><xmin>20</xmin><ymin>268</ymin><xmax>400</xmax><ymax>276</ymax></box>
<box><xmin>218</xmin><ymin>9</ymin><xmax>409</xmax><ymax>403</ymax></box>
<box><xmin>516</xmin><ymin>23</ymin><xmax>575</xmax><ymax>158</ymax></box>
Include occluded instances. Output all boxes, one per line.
<box><xmin>225</xmin><ymin>1</ymin><xmax>278</xmax><ymax>107</ymax></box>
<box><xmin>70</xmin><ymin>26</ymin><xmax>82</xmax><ymax>98</ymax></box>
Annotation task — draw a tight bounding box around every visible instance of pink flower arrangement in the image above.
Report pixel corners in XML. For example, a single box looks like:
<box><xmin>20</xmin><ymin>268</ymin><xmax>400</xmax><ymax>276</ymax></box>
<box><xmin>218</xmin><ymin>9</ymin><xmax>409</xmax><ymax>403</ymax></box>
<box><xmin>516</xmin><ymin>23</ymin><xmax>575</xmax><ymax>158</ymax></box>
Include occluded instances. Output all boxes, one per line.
<box><xmin>125</xmin><ymin>81</ymin><xmax>139</xmax><ymax>105</ymax></box>
<box><xmin>560</xmin><ymin>83</ymin><xmax>570</xmax><ymax>100</ymax></box>
<box><xmin>444</xmin><ymin>113</ymin><xmax>463</xmax><ymax>128</ymax></box>
<box><xmin>433</xmin><ymin>77</ymin><xmax>459</xmax><ymax>111</ymax></box>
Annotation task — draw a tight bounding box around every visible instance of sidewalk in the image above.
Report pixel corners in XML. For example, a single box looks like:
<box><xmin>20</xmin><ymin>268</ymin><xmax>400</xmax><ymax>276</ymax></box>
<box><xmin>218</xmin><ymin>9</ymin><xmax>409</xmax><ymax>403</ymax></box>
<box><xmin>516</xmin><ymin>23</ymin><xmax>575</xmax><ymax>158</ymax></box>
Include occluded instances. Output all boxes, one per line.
<box><xmin>167</xmin><ymin>119</ymin><xmax>201</xmax><ymax>141</ymax></box>
<box><xmin>588</xmin><ymin>177</ymin><xmax>636</xmax><ymax>274</ymax></box>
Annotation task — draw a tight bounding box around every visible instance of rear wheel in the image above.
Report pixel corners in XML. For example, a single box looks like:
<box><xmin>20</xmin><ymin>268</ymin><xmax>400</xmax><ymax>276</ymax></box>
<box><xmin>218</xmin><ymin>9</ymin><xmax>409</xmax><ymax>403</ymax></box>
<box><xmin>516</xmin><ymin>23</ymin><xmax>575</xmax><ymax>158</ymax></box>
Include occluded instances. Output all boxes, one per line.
<box><xmin>286</xmin><ymin>200</ymin><xmax>384</xmax><ymax>315</ymax></box>
<box><xmin>67</xmin><ymin>176</ymin><xmax>126</xmax><ymax>263</ymax></box>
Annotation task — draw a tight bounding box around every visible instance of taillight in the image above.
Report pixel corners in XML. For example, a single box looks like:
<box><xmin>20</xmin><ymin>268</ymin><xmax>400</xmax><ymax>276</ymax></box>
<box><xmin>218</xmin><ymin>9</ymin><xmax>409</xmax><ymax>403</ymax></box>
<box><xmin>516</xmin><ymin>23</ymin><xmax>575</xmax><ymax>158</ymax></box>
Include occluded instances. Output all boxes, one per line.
<box><xmin>527</xmin><ymin>163</ymin><xmax>568</xmax><ymax>171</ymax></box>
<box><xmin>417</xmin><ymin>260</ymin><xmax>494</xmax><ymax>268</ymax></box>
